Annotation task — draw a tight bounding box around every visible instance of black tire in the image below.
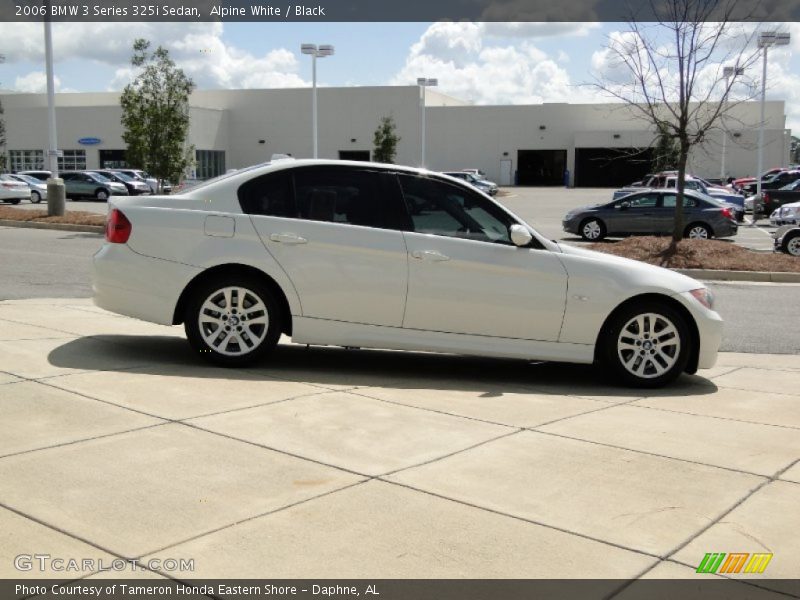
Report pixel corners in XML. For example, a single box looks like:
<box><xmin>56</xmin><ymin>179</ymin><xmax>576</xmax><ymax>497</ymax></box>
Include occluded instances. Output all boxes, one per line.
<box><xmin>184</xmin><ymin>275</ymin><xmax>282</xmax><ymax>367</ymax></box>
<box><xmin>783</xmin><ymin>231</ymin><xmax>800</xmax><ymax>257</ymax></box>
<box><xmin>8</xmin><ymin>199</ymin><xmax>21</xmax><ymax>205</ymax></box>
<box><xmin>684</xmin><ymin>222</ymin><xmax>712</xmax><ymax>240</ymax></box>
<box><xmin>31</xmin><ymin>191</ymin><xmax>42</xmax><ymax>204</ymax></box>
<box><xmin>95</xmin><ymin>188</ymin><xmax>109</xmax><ymax>201</ymax></box>
<box><xmin>579</xmin><ymin>218</ymin><xmax>606</xmax><ymax>241</ymax></box>
<box><xmin>599</xmin><ymin>301</ymin><xmax>691</xmax><ymax>388</ymax></box>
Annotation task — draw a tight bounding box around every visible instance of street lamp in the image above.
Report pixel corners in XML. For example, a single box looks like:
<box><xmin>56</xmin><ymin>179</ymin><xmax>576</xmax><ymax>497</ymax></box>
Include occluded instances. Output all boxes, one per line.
<box><xmin>720</xmin><ymin>66</ymin><xmax>744</xmax><ymax>181</ymax></box>
<box><xmin>301</xmin><ymin>43</ymin><xmax>334</xmax><ymax>159</ymax></box>
<box><xmin>753</xmin><ymin>31</ymin><xmax>790</xmax><ymax>225</ymax></box>
<box><xmin>417</xmin><ymin>78</ymin><xmax>438</xmax><ymax>167</ymax></box>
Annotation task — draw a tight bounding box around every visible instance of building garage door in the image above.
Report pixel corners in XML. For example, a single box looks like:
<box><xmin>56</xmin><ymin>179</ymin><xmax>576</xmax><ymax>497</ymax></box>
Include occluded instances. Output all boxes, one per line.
<box><xmin>517</xmin><ymin>150</ymin><xmax>567</xmax><ymax>186</ymax></box>
<box><xmin>574</xmin><ymin>148</ymin><xmax>654</xmax><ymax>187</ymax></box>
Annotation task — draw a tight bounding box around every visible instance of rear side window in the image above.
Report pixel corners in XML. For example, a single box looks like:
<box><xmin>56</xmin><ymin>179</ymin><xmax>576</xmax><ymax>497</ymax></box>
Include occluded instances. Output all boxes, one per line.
<box><xmin>240</xmin><ymin>166</ymin><xmax>409</xmax><ymax>230</ymax></box>
<box><xmin>662</xmin><ymin>194</ymin><xmax>697</xmax><ymax>208</ymax></box>
<box><xmin>238</xmin><ymin>171</ymin><xmax>294</xmax><ymax>217</ymax></box>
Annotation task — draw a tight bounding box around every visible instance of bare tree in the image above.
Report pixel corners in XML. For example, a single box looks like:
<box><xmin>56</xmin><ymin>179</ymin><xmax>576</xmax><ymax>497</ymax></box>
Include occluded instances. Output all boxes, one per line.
<box><xmin>593</xmin><ymin>0</ymin><xmax>762</xmax><ymax>243</ymax></box>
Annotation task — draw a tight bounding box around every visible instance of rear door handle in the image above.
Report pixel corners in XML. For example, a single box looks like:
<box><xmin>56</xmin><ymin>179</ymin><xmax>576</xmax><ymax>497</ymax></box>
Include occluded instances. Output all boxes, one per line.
<box><xmin>269</xmin><ymin>233</ymin><xmax>307</xmax><ymax>245</ymax></box>
<box><xmin>411</xmin><ymin>250</ymin><xmax>450</xmax><ymax>262</ymax></box>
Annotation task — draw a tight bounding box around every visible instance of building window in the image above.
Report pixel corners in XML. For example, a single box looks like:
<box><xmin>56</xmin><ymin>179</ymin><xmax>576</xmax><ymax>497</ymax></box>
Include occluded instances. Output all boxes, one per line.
<box><xmin>58</xmin><ymin>150</ymin><xmax>86</xmax><ymax>171</ymax></box>
<box><xmin>9</xmin><ymin>150</ymin><xmax>45</xmax><ymax>171</ymax></box>
<box><xmin>196</xmin><ymin>150</ymin><xmax>225</xmax><ymax>180</ymax></box>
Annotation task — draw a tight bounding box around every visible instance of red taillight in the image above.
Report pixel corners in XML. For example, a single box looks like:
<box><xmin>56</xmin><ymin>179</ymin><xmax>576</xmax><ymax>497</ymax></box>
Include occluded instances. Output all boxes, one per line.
<box><xmin>105</xmin><ymin>209</ymin><xmax>132</xmax><ymax>243</ymax></box>
<box><xmin>763</xmin><ymin>192</ymin><xmax>770</xmax><ymax>204</ymax></box>
<box><xmin>721</xmin><ymin>207</ymin><xmax>733</xmax><ymax>219</ymax></box>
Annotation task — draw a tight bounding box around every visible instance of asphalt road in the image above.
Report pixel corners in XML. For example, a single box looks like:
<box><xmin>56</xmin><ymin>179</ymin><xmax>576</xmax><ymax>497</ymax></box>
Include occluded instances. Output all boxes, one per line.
<box><xmin>1</xmin><ymin>225</ymin><xmax>797</xmax><ymax>355</ymax></box>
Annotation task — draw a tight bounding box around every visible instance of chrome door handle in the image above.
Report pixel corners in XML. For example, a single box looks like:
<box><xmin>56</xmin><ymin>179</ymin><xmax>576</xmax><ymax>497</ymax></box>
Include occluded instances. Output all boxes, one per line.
<box><xmin>269</xmin><ymin>233</ymin><xmax>307</xmax><ymax>245</ymax></box>
<box><xmin>411</xmin><ymin>250</ymin><xmax>450</xmax><ymax>261</ymax></box>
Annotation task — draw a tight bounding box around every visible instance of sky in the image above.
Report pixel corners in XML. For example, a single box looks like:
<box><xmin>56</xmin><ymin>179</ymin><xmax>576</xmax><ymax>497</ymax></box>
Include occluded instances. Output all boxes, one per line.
<box><xmin>0</xmin><ymin>21</ymin><xmax>799</xmax><ymax>130</ymax></box>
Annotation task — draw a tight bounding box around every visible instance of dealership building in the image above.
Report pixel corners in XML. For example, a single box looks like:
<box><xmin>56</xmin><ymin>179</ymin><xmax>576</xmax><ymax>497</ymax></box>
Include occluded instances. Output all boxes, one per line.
<box><xmin>0</xmin><ymin>86</ymin><xmax>789</xmax><ymax>186</ymax></box>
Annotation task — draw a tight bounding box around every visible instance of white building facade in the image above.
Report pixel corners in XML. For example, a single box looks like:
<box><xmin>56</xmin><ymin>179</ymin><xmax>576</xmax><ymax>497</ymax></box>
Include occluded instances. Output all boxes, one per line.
<box><xmin>0</xmin><ymin>86</ymin><xmax>789</xmax><ymax>187</ymax></box>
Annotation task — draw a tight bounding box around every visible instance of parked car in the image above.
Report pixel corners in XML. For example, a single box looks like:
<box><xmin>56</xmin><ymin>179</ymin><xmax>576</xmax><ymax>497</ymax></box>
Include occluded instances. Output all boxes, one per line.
<box><xmin>60</xmin><ymin>171</ymin><xmax>128</xmax><ymax>200</ymax></box>
<box><xmin>108</xmin><ymin>169</ymin><xmax>171</xmax><ymax>194</ymax></box>
<box><xmin>749</xmin><ymin>179</ymin><xmax>800</xmax><ymax>216</ymax></box>
<box><xmin>7</xmin><ymin>173</ymin><xmax>48</xmax><ymax>203</ymax></box>
<box><xmin>442</xmin><ymin>171</ymin><xmax>498</xmax><ymax>195</ymax></box>
<box><xmin>88</xmin><ymin>170</ymin><xmax>151</xmax><ymax>196</ymax></box>
<box><xmin>741</xmin><ymin>170</ymin><xmax>800</xmax><ymax>196</ymax></box>
<box><xmin>17</xmin><ymin>170</ymin><xmax>53</xmax><ymax>181</ymax></box>
<box><xmin>563</xmin><ymin>189</ymin><xmax>738</xmax><ymax>241</ymax></box>
<box><xmin>0</xmin><ymin>174</ymin><xmax>33</xmax><ymax>204</ymax></box>
<box><xmin>461</xmin><ymin>168</ymin><xmax>487</xmax><ymax>179</ymax></box>
<box><xmin>614</xmin><ymin>173</ymin><xmax>744</xmax><ymax>211</ymax></box>
<box><xmin>94</xmin><ymin>159</ymin><xmax>723</xmax><ymax>387</ymax></box>
<box><xmin>770</xmin><ymin>202</ymin><xmax>800</xmax><ymax>226</ymax></box>
<box><xmin>773</xmin><ymin>223</ymin><xmax>800</xmax><ymax>256</ymax></box>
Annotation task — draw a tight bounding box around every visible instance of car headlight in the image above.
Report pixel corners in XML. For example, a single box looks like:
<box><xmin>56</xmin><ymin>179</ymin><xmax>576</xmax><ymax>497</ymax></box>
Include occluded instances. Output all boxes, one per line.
<box><xmin>689</xmin><ymin>288</ymin><xmax>715</xmax><ymax>310</ymax></box>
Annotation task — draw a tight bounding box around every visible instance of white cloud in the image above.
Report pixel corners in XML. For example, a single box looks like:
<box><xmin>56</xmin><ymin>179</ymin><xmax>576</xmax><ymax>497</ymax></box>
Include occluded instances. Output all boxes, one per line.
<box><xmin>391</xmin><ymin>22</ymin><xmax>600</xmax><ymax>105</ymax></box>
<box><xmin>0</xmin><ymin>22</ymin><xmax>307</xmax><ymax>92</ymax></box>
<box><xmin>12</xmin><ymin>71</ymin><xmax>62</xmax><ymax>93</ymax></box>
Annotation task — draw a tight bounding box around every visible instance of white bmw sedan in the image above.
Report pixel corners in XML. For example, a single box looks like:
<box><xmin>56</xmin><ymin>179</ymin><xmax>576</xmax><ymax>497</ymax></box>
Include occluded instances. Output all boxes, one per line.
<box><xmin>94</xmin><ymin>160</ymin><xmax>722</xmax><ymax>387</ymax></box>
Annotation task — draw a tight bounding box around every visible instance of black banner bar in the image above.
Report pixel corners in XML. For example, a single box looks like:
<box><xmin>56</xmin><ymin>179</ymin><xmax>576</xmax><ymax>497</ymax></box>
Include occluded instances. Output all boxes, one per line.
<box><xmin>2</xmin><ymin>0</ymin><xmax>800</xmax><ymax>22</ymax></box>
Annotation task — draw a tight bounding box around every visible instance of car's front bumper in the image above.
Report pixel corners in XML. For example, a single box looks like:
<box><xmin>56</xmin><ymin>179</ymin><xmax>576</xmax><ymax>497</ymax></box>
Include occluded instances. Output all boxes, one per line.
<box><xmin>675</xmin><ymin>291</ymin><xmax>723</xmax><ymax>370</ymax></box>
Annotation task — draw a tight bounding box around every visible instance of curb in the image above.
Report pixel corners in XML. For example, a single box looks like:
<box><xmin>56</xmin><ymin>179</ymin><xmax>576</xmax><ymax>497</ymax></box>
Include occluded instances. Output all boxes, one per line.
<box><xmin>0</xmin><ymin>219</ymin><xmax>103</xmax><ymax>234</ymax></box>
<box><xmin>675</xmin><ymin>268</ymin><xmax>800</xmax><ymax>283</ymax></box>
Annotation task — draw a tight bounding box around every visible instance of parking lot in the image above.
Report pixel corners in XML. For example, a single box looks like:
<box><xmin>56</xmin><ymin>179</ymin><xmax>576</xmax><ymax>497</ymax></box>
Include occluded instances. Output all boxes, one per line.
<box><xmin>12</xmin><ymin>186</ymin><xmax>780</xmax><ymax>251</ymax></box>
<box><xmin>1</xmin><ymin>187</ymin><xmax>799</xmax><ymax>591</ymax></box>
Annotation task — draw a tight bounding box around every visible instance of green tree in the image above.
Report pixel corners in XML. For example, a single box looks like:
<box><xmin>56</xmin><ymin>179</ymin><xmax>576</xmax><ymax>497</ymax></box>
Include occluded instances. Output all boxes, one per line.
<box><xmin>120</xmin><ymin>39</ymin><xmax>195</xmax><ymax>190</ymax></box>
<box><xmin>651</xmin><ymin>120</ymin><xmax>680</xmax><ymax>172</ymax></box>
<box><xmin>372</xmin><ymin>115</ymin><xmax>400</xmax><ymax>163</ymax></box>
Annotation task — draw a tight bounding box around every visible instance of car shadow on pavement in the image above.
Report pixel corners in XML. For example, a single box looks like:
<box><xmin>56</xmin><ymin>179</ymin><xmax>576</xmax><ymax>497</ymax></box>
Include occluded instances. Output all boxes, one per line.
<box><xmin>47</xmin><ymin>335</ymin><xmax>718</xmax><ymax>399</ymax></box>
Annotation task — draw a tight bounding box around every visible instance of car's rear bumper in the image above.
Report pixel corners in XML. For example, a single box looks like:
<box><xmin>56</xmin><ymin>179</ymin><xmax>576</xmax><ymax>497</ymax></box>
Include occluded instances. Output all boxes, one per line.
<box><xmin>93</xmin><ymin>243</ymin><xmax>201</xmax><ymax>325</ymax></box>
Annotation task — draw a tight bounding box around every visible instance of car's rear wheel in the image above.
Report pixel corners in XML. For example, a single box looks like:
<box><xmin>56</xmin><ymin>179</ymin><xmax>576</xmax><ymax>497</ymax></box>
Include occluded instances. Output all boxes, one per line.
<box><xmin>685</xmin><ymin>223</ymin><xmax>712</xmax><ymax>239</ymax></box>
<box><xmin>184</xmin><ymin>276</ymin><xmax>282</xmax><ymax>366</ymax></box>
<box><xmin>7</xmin><ymin>199</ymin><xmax>21</xmax><ymax>205</ymax></box>
<box><xmin>784</xmin><ymin>232</ymin><xmax>800</xmax><ymax>257</ymax></box>
<box><xmin>95</xmin><ymin>189</ymin><xmax>109</xmax><ymax>201</ymax></box>
<box><xmin>600</xmin><ymin>302</ymin><xmax>690</xmax><ymax>387</ymax></box>
<box><xmin>31</xmin><ymin>191</ymin><xmax>42</xmax><ymax>203</ymax></box>
<box><xmin>580</xmin><ymin>218</ymin><xmax>606</xmax><ymax>241</ymax></box>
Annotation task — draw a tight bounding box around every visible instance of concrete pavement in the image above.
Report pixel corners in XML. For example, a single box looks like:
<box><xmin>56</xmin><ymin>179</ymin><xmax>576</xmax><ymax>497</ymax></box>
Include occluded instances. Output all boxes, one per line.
<box><xmin>0</xmin><ymin>298</ymin><xmax>798</xmax><ymax>588</ymax></box>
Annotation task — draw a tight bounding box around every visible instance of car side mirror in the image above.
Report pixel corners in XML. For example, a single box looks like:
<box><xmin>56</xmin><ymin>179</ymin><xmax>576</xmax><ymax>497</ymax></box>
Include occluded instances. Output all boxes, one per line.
<box><xmin>509</xmin><ymin>224</ymin><xmax>533</xmax><ymax>247</ymax></box>
<box><xmin>619</xmin><ymin>201</ymin><xmax>630</xmax><ymax>210</ymax></box>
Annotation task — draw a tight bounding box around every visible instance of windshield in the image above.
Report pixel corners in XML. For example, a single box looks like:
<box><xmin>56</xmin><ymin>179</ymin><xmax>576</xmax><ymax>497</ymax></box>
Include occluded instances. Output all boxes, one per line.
<box><xmin>107</xmin><ymin>171</ymin><xmax>133</xmax><ymax>182</ymax></box>
<box><xmin>90</xmin><ymin>173</ymin><xmax>111</xmax><ymax>183</ymax></box>
<box><xmin>12</xmin><ymin>174</ymin><xmax>40</xmax><ymax>184</ymax></box>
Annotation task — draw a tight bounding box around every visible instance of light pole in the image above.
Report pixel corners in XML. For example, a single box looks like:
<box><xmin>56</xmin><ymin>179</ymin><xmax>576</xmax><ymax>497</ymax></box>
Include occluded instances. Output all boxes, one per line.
<box><xmin>43</xmin><ymin>7</ymin><xmax>65</xmax><ymax>216</ymax></box>
<box><xmin>720</xmin><ymin>66</ymin><xmax>744</xmax><ymax>181</ymax></box>
<box><xmin>301</xmin><ymin>43</ymin><xmax>334</xmax><ymax>159</ymax></box>
<box><xmin>753</xmin><ymin>31</ymin><xmax>790</xmax><ymax>226</ymax></box>
<box><xmin>417</xmin><ymin>78</ymin><xmax>437</xmax><ymax>167</ymax></box>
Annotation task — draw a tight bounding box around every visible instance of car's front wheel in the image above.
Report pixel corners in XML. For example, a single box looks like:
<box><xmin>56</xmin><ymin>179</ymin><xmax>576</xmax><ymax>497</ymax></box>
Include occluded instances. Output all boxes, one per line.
<box><xmin>31</xmin><ymin>191</ymin><xmax>42</xmax><ymax>204</ymax></box>
<box><xmin>783</xmin><ymin>231</ymin><xmax>800</xmax><ymax>257</ymax></box>
<box><xmin>600</xmin><ymin>302</ymin><xmax>690</xmax><ymax>387</ymax></box>
<box><xmin>580</xmin><ymin>218</ymin><xmax>606</xmax><ymax>241</ymax></box>
<box><xmin>184</xmin><ymin>277</ymin><xmax>282</xmax><ymax>366</ymax></box>
<box><xmin>95</xmin><ymin>189</ymin><xmax>109</xmax><ymax>201</ymax></box>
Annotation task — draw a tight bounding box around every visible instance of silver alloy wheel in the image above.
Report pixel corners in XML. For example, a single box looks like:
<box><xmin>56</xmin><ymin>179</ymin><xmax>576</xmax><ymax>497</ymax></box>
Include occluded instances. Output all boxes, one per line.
<box><xmin>787</xmin><ymin>236</ymin><xmax>800</xmax><ymax>257</ymax></box>
<box><xmin>617</xmin><ymin>312</ymin><xmax>681</xmax><ymax>380</ymax></box>
<box><xmin>198</xmin><ymin>286</ymin><xmax>269</xmax><ymax>357</ymax></box>
<box><xmin>583</xmin><ymin>220</ymin><xmax>602</xmax><ymax>240</ymax></box>
<box><xmin>688</xmin><ymin>226</ymin><xmax>709</xmax><ymax>239</ymax></box>
<box><xmin>31</xmin><ymin>191</ymin><xmax>41</xmax><ymax>203</ymax></box>
<box><xmin>96</xmin><ymin>190</ymin><xmax>109</xmax><ymax>201</ymax></box>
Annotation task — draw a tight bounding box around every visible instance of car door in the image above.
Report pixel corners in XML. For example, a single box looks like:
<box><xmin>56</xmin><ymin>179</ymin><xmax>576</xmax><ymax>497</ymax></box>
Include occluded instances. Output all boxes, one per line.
<box><xmin>244</xmin><ymin>166</ymin><xmax>410</xmax><ymax>327</ymax></box>
<box><xmin>609</xmin><ymin>193</ymin><xmax>658</xmax><ymax>234</ymax></box>
<box><xmin>652</xmin><ymin>192</ymin><xmax>696</xmax><ymax>233</ymax></box>
<box><xmin>398</xmin><ymin>174</ymin><xmax>568</xmax><ymax>341</ymax></box>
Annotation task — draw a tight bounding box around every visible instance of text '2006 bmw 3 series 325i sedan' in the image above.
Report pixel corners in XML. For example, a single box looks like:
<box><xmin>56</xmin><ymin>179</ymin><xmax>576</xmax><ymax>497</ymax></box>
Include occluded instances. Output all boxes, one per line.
<box><xmin>93</xmin><ymin>159</ymin><xmax>722</xmax><ymax>387</ymax></box>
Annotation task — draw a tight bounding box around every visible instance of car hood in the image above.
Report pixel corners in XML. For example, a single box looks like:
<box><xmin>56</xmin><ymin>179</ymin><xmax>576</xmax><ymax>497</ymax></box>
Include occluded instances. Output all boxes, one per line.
<box><xmin>555</xmin><ymin>242</ymin><xmax>703</xmax><ymax>294</ymax></box>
